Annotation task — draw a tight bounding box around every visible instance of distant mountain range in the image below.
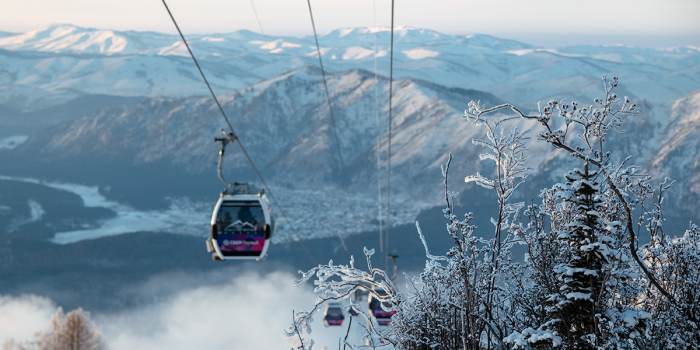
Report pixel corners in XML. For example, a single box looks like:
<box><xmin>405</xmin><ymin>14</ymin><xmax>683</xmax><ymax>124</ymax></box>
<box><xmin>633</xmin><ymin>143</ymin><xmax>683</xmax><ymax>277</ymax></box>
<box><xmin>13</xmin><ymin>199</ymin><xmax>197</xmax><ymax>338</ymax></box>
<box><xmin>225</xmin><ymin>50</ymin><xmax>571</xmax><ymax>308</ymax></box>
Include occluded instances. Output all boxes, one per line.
<box><xmin>10</xmin><ymin>67</ymin><xmax>700</xmax><ymax>220</ymax></box>
<box><xmin>15</xmin><ymin>67</ymin><xmax>502</xmax><ymax>208</ymax></box>
<box><xmin>1</xmin><ymin>24</ymin><xmax>699</xmax><ymax>237</ymax></box>
<box><xmin>1</xmin><ymin>24</ymin><xmax>698</xmax><ymax>112</ymax></box>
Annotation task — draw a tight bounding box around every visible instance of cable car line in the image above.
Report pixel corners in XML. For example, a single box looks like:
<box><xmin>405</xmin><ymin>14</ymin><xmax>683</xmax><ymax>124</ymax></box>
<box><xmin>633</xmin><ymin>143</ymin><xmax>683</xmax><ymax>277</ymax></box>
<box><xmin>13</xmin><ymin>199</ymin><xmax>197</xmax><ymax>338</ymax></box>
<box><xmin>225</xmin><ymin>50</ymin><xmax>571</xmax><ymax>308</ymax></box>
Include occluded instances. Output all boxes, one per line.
<box><xmin>305</xmin><ymin>0</ymin><xmax>364</xmax><ymax>242</ymax></box>
<box><xmin>372</xmin><ymin>0</ymin><xmax>383</xmax><ymax>254</ymax></box>
<box><xmin>247</xmin><ymin>0</ymin><xmax>281</xmax><ymax>80</ymax></box>
<box><xmin>321</xmin><ymin>189</ymin><xmax>348</xmax><ymax>252</ymax></box>
<box><xmin>385</xmin><ymin>0</ymin><xmax>395</xmax><ymax>272</ymax></box>
<box><xmin>160</xmin><ymin>0</ymin><xmax>317</xmax><ymax>265</ymax></box>
<box><xmin>161</xmin><ymin>0</ymin><xmax>233</xmax><ymax>133</ymax></box>
<box><xmin>247</xmin><ymin>0</ymin><xmax>348</xmax><ymax>253</ymax></box>
<box><xmin>248</xmin><ymin>0</ymin><xmax>269</xmax><ymax>53</ymax></box>
<box><xmin>247</xmin><ymin>0</ymin><xmax>296</xmax><ymax>120</ymax></box>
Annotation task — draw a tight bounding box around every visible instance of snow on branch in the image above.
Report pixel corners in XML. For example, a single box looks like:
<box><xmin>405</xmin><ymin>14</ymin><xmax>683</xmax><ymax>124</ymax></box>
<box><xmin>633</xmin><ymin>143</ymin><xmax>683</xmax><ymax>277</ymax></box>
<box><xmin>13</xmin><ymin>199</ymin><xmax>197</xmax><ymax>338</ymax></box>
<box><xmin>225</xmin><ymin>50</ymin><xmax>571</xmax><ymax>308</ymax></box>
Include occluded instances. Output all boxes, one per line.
<box><xmin>285</xmin><ymin>75</ymin><xmax>699</xmax><ymax>350</ymax></box>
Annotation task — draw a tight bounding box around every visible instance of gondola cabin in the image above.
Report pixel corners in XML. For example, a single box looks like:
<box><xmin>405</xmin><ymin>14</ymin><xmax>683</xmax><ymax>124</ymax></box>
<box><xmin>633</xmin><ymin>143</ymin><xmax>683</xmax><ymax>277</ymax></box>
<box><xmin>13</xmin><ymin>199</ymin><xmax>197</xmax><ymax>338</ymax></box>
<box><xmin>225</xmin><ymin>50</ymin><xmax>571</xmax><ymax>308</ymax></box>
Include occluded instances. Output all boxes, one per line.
<box><xmin>323</xmin><ymin>303</ymin><xmax>345</xmax><ymax>327</ymax></box>
<box><xmin>207</xmin><ymin>192</ymin><xmax>273</xmax><ymax>260</ymax></box>
<box><xmin>368</xmin><ymin>289</ymin><xmax>396</xmax><ymax>326</ymax></box>
<box><xmin>348</xmin><ymin>289</ymin><xmax>368</xmax><ymax>316</ymax></box>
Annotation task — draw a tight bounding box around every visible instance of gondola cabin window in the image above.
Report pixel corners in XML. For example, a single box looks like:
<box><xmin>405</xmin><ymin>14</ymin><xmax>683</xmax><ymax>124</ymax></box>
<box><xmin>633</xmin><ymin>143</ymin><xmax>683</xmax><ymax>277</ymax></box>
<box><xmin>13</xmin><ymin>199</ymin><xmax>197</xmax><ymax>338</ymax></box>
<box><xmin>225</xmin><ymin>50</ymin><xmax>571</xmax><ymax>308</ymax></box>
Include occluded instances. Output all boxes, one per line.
<box><xmin>214</xmin><ymin>202</ymin><xmax>266</xmax><ymax>255</ymax></box>
<box><xmin>323</xmin><ymin>303</ymin><xmax>345</xmax><ymax>327</ymax></box>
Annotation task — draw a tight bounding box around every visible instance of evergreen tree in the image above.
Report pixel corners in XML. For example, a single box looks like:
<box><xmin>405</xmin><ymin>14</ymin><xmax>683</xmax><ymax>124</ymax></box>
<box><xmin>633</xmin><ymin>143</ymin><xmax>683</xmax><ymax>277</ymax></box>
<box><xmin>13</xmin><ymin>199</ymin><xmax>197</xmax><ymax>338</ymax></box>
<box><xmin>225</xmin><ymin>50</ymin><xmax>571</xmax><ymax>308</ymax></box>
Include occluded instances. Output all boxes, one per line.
<box><xmin>549</xmin><ymin>163</ymin><xmax>614</xmax><ymax>348</ymax></box>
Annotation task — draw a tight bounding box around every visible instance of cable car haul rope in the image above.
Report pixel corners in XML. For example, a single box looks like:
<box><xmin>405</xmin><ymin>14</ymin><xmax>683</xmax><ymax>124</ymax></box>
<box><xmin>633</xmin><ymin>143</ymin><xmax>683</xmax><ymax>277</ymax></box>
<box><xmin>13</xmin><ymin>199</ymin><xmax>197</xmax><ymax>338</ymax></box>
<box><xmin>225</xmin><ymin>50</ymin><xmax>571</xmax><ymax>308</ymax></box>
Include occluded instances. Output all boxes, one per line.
<box><xmin>159</xmin><ymin>0</ymin><xmax>396</xmax><ymax>268</ymax></box>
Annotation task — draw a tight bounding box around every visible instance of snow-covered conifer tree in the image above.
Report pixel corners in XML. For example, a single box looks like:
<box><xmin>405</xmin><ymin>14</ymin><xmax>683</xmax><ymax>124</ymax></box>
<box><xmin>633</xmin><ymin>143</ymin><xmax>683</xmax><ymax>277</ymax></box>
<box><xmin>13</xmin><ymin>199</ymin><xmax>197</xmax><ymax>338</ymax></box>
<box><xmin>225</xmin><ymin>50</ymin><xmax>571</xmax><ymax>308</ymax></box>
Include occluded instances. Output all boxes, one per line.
<box><xmin>517</xmin><ymin>163</ymin><xmax>626</xmax><ymax>348</ymax></box>
<box><xmin>547</xmin><ymin>164</ymin><xmax>612</xmax><ymax>348</ymax></box>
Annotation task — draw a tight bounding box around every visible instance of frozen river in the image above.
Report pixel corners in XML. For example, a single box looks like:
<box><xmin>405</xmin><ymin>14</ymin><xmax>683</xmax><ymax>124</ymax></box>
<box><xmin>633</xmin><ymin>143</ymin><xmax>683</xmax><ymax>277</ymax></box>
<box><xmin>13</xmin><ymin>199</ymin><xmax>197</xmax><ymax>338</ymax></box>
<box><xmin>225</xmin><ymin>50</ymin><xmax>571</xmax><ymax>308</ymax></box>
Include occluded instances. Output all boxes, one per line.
<box><xmin>0</xmin><ymin>176</ymin><xmax>428</xmax><ymax>244</ymax></box>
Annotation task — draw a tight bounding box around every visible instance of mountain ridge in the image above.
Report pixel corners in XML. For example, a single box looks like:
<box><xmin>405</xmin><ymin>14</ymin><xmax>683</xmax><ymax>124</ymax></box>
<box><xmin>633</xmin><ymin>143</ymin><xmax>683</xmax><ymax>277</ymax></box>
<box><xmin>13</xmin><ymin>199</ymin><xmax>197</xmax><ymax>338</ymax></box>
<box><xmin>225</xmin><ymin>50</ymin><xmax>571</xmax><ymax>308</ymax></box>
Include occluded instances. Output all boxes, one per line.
<box><xmin>11</xmin><ymin>68</ymin><xmax>700</xmax><ymax>219</ymax></box>
<box><xmin>1</xmin><ymin>24</ymin><xmax>698</xmax><ymax>112</ymax></box>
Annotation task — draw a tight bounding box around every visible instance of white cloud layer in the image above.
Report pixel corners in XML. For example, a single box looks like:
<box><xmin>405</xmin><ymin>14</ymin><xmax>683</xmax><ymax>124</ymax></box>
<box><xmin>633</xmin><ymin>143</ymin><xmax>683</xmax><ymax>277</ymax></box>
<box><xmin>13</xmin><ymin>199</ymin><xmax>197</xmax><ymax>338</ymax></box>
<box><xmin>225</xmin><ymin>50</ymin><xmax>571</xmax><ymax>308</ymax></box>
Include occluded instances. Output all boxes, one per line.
<box><xmin>0</xmin><ymin>295</ymin><xmax>55</xmax><ymax>343</ymax></box>
<box><xmin>1</xmin><ymin>271</ymin><xmax>361</xmax><ymax>350</ymax></box>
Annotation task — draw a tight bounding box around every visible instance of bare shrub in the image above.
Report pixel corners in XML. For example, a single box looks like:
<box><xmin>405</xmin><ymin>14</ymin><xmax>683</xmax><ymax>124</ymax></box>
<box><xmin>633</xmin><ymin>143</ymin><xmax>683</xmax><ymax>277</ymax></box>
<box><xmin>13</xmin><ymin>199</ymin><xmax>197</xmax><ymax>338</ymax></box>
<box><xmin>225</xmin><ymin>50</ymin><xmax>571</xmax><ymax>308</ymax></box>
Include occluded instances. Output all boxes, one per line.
<box><xmin>4</xmin><ymin>307</ymin><xmax>104</xmax><ymax>350</ymax></box>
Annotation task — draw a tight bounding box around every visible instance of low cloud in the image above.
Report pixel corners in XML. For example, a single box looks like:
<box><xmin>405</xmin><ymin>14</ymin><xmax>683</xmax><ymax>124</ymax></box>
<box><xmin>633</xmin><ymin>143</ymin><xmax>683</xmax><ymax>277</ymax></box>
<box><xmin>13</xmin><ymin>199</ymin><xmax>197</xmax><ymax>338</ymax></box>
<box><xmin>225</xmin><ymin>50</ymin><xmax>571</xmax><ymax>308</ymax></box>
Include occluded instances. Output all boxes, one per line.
<box><xmin>2</xmin><ymin>270</ymin><xmax>359</xmax><ymax>349</ymax></box>
<box><xmin>0</xmin><ymin>295</ymin><xmax>55</xmax><ymax>343</ymax></box>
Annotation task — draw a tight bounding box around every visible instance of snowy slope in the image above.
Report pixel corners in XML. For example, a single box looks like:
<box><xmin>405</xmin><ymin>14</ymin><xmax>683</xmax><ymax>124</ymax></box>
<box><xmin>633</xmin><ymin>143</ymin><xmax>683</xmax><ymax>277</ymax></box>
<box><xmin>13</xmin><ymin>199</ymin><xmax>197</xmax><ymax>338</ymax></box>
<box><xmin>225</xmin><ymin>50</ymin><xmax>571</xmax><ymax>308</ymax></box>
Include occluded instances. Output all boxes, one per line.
<box><xmin>18</xmin><ymin>66</ymin><xmax>699</xmax><ymax>209</ymax></box>
<box><xmin>1</xmin><ymin>24</ymin><xmax>698</xmax><ymax>111</ymax></box>
<box><xmin>8</xmin><ymin>67</ymin><xmax>700</xmax><ymax>239</ymax></box>
<box><xmin>648</xmin><ymin>91</ymin><xmax>700</xmax><ymax>212</ymax></box>
<box><xmin>17</xmin><ymin>68</ymin><xmax>502</xmax><ymax>204</ymax></box>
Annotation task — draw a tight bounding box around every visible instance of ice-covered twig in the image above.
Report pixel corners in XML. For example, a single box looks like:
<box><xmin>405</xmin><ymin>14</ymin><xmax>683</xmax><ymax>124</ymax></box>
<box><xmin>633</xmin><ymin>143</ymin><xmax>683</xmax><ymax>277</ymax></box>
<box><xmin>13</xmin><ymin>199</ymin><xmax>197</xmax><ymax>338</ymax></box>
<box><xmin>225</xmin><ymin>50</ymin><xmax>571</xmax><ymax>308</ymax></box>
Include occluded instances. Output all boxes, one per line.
<box><xmin>289</xmin><ymin>248</ymin><xmax>399</xmax><ymax>347</ymax></box>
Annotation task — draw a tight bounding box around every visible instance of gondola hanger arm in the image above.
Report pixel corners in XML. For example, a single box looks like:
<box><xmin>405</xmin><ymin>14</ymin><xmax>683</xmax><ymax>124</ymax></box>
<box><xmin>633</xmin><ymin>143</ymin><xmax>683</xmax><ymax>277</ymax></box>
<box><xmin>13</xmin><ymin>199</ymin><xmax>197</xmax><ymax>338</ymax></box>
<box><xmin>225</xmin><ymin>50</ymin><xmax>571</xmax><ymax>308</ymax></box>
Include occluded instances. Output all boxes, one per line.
<box><xmin>388</xmin><ymin>251</ymin><xmax>399</xmax><ymax>281</ymax></box>
<box><xmin>215</xmin><ymin>129</ymin><xmax>237</xmax><ymax>189</ymax></box>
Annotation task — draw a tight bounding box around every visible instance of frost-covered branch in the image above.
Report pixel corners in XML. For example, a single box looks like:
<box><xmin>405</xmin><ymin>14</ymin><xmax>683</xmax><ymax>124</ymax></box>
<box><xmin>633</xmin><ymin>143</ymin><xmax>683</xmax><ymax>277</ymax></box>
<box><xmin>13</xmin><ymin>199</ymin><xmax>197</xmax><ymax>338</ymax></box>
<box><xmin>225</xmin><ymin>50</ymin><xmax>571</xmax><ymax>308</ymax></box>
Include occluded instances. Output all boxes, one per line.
<box><xmin>287</xmin><ymin>248</ymin><xmax>399</xmax><ymax>348</ymax></box>
<box><xmin>287</xmin><ymin>75</ymin><xmax>698</xmax><ymax>350</ymax></box>
<box><xmin>465</xmin><ymin>75</ymin><xmax>678</xmax><ymax>307</ymax></box>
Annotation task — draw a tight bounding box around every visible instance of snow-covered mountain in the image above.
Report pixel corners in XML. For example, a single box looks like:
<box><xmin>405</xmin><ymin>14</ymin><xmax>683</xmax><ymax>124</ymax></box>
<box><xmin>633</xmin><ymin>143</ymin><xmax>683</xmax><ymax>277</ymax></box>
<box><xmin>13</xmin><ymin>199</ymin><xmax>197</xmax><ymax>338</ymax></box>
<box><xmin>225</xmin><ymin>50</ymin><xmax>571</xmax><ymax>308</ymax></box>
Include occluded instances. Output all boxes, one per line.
<box><xmin>0</xmin><ymin>31</ymin><xmax>16</xmax><ymax>39</ymax></box>
<box><xmin>647</xmin><ymin>91</ymin><xmax>700</xmax><ymax>212</ymax></box>
<box><xmin>17</xmin><ymin>68</ymin><xmax>503</xmax><ymax>205</ymax></box>
<box><xmin>14</xmin><ymin>67</ymin><xmax>700</xmax><ymax>220</ymax></box>
<box><xmin>1</xmin><ymin>24</ymin><xmax>699</xmax><ymax>112</ymax></box>
<box><xmin>1</xmin><ymin>24</ymin><xmax>699</xmax><ymax>238</ymax></box>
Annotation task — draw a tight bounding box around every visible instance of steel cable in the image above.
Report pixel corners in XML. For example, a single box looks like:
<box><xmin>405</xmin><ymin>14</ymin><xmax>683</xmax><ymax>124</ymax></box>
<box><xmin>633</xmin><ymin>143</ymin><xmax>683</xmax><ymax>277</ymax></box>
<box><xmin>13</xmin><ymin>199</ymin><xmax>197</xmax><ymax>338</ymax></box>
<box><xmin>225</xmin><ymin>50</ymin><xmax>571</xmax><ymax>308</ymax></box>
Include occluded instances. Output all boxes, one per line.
<box><xmin>247</xmin><ymin>0</ymin><xmax>296</xmax><ymax>119</ymax></box>
<box><xmin>248</xmin><ymin>0</ymin><xmax>346</xmax><ymax>252</ymax></box>
<box><xmin>305</xmin><ymin>0</ymin><xmax>364</xmax><ymax>246</ymax></box>
<box><xmin>372</xmin><ymin>0</ymin><xmax>383</xmax><ymax>254</ymax></box>
<box><xmin>385</xmin><ymin>0</ymin><xmax>395</xmax><ymax>272</ymax></box>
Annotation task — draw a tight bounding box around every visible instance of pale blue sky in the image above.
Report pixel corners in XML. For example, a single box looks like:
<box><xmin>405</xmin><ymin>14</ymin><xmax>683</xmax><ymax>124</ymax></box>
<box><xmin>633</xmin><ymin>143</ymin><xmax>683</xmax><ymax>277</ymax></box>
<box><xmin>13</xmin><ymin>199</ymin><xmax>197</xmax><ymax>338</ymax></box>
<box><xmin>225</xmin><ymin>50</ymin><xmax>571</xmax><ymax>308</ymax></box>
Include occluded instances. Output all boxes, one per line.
<box><xmin>1</xmin><ymin>0</ymin><xmax>699</xmax><ymax>48</ymax></box>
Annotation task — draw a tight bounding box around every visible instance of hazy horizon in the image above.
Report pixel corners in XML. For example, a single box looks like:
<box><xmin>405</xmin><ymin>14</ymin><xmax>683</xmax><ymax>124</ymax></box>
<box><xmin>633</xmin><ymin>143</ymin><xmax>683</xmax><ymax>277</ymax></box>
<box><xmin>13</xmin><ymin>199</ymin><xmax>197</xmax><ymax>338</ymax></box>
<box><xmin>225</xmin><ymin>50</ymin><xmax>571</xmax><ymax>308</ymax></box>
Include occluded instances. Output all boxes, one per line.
<box><xmin>1</xmin><ymin>23</ymin><xmax>699</xmax><ymax>51</ymax></box>
<box><xmin>2</xmin><ymin>0</ymin><xmax>699</xmax><ymax>48</ymax></box>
